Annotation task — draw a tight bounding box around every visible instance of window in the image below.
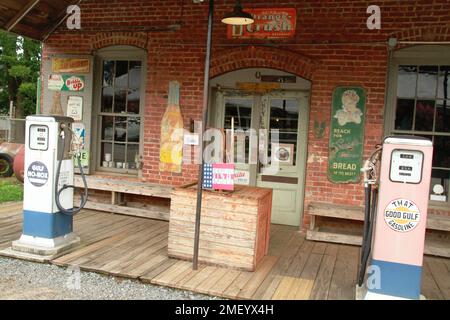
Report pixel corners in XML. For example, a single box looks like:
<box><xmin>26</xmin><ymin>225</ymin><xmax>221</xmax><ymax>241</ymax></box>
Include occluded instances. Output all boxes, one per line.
<box><xmin>99</xmin><ymin>59</ymin><xmax>142</xmax><ymax>173</ymax></box>
<box><xmin>268</xmin><ymin>98</ymin><xmax>299</xmax><ymax>166</ymax></box>
<box><xmin>223</xmin><ymin>98</ymin><xmax>253</xmax><ymax>164</ymax></box>
<box><xmin>391</xmin><ymin>62</ymin><xmax>450</xmax><ymax>206</ymax></box>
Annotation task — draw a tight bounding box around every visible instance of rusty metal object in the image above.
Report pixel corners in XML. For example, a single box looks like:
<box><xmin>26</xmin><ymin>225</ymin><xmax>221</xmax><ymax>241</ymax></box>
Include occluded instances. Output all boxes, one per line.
<box><xmin>0</xmin><ymin>142</ymin><xmax>24</xmax><ymax>180</ymax></box>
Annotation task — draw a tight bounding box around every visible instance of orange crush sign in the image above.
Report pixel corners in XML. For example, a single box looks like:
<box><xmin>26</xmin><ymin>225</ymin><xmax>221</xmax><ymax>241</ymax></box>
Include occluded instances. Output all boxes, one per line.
<box><xmin>227</xmin><ymin>8</ymin><xmax>297</xmax><ymax>39</ymax></box>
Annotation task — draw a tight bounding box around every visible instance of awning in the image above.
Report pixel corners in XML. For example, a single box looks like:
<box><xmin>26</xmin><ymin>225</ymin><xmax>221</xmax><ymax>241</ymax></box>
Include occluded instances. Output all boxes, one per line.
<box><xmin>0</xmin><ymin>0</ymin><xmax>80</xmax><ymax>41</ymax></box>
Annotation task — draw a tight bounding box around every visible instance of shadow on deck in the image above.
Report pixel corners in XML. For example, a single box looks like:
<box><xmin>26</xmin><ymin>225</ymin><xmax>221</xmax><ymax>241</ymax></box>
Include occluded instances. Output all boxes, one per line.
<box><xmin>0</xmin><ymin>202</ymin><xmax>448</xmax><ymax>300</ymax></box>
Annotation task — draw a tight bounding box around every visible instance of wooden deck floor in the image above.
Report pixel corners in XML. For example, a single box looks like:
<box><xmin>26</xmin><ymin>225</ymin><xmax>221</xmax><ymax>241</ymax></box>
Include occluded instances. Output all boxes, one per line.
<box><xmin>0</xmin><ymin>202</ymin><xmax>449</xmax><ymax>300</ymax></box>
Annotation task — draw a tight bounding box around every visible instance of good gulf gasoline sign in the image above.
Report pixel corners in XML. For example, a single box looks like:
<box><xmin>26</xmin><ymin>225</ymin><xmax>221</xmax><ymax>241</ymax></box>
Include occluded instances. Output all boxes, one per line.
<box><xmin>384</xmin><ymin>199</ymin><xmax>421</xmax><ymax>233</ymax></box>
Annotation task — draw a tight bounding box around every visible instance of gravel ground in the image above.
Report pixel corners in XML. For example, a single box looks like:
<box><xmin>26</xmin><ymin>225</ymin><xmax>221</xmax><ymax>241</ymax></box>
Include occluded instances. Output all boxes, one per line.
<box><xmin>0</xmin><ymin>257</ymin><xmax>219</xmax><ymax>300</ymax></box>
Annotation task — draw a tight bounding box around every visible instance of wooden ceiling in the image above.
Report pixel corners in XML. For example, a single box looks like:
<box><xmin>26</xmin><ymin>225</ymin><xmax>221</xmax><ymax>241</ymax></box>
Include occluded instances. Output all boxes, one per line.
<box><xmin>0</xmin><ymin>0</ymin><xmax>80</xmax><ymax>41</ymax></box>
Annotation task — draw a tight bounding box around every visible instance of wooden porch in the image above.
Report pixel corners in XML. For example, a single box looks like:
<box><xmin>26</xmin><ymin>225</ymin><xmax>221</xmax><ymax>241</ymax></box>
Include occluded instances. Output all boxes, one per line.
<box><xmin>0</xmin><ymin>202</ymin><xmax>449</xmax><ymax>300</ymax></box>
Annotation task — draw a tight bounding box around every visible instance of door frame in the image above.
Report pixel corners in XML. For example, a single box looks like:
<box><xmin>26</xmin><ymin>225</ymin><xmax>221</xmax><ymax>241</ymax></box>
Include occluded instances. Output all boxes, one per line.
<box><xmin>211</xmin><ymin>87</ymin><xmax>310</xmax><ymax>226</ymax></box>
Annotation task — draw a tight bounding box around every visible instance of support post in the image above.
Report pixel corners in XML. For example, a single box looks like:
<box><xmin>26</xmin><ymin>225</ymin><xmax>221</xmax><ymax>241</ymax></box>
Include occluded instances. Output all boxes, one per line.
<box><xmin>193</xmin><ymin>0</ymin><xmax>214</xmax><ymax>270</ymax></box>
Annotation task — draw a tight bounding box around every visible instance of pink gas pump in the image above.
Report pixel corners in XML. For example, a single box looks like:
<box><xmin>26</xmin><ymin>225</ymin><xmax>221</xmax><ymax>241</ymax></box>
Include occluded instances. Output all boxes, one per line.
<box><xmin>357</xmin><ymin>136</ymin><xmax>433</xmax><ymax>300</ymax></box>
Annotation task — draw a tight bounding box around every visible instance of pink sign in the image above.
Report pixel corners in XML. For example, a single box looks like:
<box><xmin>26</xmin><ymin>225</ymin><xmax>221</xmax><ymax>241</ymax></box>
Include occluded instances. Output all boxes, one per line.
<box><xmin>212</xmin><ymin>163</ymin><xmax>235</xmax><ymax>191</ymax></box>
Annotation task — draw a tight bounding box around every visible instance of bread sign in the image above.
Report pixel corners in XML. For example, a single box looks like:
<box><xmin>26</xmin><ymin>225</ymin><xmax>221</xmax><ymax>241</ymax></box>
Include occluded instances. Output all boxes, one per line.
<box><xmin>384</xmin><ymin>199</ymin><xmax>421</xmax><ymax>233</ymax></box>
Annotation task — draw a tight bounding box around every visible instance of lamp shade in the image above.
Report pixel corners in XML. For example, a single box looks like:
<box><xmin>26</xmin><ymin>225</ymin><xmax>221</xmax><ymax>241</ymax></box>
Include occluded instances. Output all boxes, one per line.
<box><xmin>221</xmin><ymin>0</ymin><xmax>254</xmax><ymax>25</ymax></box>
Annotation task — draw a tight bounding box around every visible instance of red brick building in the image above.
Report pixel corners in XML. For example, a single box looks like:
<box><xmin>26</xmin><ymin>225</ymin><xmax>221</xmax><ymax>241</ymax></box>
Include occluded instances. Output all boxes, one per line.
<box><xmin>2</xmin><ymin>0</ymin><xmax>449</xmax><ymax>231</ymax></box>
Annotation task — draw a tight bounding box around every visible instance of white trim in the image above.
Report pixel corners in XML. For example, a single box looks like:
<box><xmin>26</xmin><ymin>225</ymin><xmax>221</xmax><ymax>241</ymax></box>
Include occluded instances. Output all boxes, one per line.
<box><xmin>384</xmin><ymin>137</ymin><xmax>433</xmax><ymax>146</ymax></box>
<box><xmin>17</xmin><ymin>233</ymin><xmax>79</xmax><ymax>249</ymax></box>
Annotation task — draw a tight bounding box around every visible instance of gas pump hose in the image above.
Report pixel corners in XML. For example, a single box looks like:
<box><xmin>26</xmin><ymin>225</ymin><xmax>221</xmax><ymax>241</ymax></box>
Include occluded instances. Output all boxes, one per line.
<box><xmin>55</xmin><ymin>126</ymin><xmax>88</xmax><ymax>216</ymax></box>
<box><xmin>357</xmin><ymin>187</ymin><xmax>378</xmax><ymax>286</ymax></box>
<box><xmin>357</xmin><ymin>146</ymin><xmax>382</xmax><ymax>287</ymax></box>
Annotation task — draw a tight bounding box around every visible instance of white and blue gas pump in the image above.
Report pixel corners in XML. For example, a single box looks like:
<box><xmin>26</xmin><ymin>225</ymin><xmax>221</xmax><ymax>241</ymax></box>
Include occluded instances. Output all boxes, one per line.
<box><xmin>7</xmin><ymin>115</ymin><xmax>88</xmax><ymax>260</ymax></box>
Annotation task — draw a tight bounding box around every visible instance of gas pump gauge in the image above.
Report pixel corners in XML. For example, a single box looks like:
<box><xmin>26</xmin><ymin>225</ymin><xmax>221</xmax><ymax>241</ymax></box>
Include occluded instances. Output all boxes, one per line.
<box><xmin>390</xmin><ymin>149</ymin><xmax>424</xmax><ymax>184</ymax></box>
<box><xmin>29</xmin><ymin>125</ymin><xmax>49</xmax><ymax>151</ymax></box>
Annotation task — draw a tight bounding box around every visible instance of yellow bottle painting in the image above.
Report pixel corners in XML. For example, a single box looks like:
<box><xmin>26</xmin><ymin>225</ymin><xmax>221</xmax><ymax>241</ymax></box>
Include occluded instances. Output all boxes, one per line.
<box><xmin>159</xmin><ymin>81</ymin><xmax>184</xmax><ymax>173</ymax></box>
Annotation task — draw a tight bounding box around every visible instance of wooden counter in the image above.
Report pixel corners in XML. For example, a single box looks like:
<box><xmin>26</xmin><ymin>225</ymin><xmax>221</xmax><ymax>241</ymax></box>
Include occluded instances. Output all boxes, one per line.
<box><xmin>168</xmin><ymin>185</ymin><xmax>273</xmax><ymax>271</ymax></box>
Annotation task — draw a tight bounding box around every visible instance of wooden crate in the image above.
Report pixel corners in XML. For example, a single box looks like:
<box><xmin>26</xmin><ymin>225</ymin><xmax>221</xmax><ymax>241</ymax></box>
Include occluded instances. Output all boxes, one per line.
<box><xmin>168</xmin><ymin>185</ymin><xmax>272</xmax><ymax>271</ymax></box>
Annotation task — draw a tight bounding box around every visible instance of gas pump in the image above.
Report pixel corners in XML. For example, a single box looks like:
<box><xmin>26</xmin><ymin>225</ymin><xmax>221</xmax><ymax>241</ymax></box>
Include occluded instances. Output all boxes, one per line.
<box><xmin>6</xmin><ymin>115</ymin><xmax>88</xmax><ymax>260</ymax></box>
<box><xmin>357</xmin><ymin>136</ymin><xmax>433</xmax><ymax>300</ymax></box>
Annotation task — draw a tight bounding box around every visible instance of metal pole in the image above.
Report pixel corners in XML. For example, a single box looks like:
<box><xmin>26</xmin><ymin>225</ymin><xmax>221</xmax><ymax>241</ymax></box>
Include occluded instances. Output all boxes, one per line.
<box><xmin>193</xmin><ymin>0</ymin><xmax>214</xmax><ymax>270</ymax></box>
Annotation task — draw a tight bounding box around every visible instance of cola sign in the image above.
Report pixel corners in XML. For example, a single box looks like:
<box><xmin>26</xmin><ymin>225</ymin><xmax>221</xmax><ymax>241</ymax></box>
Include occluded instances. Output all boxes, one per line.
<box><xmin>227</xmin><ymin>8</ymin><xmax>297</xmax><ymax>39</ymax></box>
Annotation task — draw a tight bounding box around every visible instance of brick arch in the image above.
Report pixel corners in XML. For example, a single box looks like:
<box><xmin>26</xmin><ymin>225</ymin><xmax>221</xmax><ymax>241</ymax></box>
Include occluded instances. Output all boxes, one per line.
<box><xmin>210</xmin><ymin>46</ymin><xmax>318</xmax><ymax>80</ymax></box>
<box><xmin>90</xmin><ymin>32</ymin><xmax>148</xmax><ymax>50</ymax></box>
<box><xmin>390</xmin><ymin>23</ymin><xmax>450</xmax><ymax>42</ymax></box>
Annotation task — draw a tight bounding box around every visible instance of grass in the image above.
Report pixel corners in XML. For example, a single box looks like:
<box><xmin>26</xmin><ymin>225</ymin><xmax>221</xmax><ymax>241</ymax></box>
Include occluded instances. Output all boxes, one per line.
<box><xmin>0</xmin><ymin>177</ymin><xmax>23</xmax><ymax>203</ymax></box>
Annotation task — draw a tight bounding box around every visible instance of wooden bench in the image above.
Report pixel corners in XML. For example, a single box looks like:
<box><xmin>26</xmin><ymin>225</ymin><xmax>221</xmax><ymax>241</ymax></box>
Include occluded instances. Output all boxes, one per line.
<box><xmin>306</xmin><ymin>201</ymin><xmax>450</xmax><ymax>258</ymax></box>
<box><xmin>74</xmin><ymin>175</ymin><xmax>172</xmax><ymax>221</ymax></box>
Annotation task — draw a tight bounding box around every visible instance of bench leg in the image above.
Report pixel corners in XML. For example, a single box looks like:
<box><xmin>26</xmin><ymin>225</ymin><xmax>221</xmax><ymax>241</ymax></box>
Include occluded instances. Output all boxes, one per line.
<box><xmin>309</xmin><ymin>215</ymin><xmax>316</xmax><ymax>231</ymax></box>
<box><xmin>111</xmin><ymin>191</ymin><xmax>125</xmax><ymax>206</ymax></box>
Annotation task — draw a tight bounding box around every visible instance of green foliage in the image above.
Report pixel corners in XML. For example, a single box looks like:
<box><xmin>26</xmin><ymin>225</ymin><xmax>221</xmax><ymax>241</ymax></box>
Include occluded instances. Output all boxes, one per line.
<box><xmin>9</xmin><ymin>65</ymin><xmax>31</xmax><ymax>79</ymax></box>
<box><xmin>0</xmin><ymin>30</ymin><xmax>41</xmax><ymax>117</ymax></box>
<box><xmin>18</xmin><ymin>82</ymin><xmax>37</xmax><ymax>116</ymax></box>
<box><xmin>0</xmin><ymin>178</ymin><xmax>23</xmax><ymax>203</ymax></box>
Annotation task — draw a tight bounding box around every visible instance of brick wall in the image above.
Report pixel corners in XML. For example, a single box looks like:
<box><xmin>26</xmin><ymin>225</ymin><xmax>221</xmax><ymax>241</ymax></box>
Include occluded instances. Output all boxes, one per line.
<box><xmin>42</xmin><ymin>0</ymin><xmax>450</xmax><ymax>227</ymax></box>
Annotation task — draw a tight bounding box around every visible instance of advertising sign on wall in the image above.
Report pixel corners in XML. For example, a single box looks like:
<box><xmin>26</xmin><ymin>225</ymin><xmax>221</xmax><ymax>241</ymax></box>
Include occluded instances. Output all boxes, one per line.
<box><xmin>48</xmin><ymin>74</ymin><xmax>85</xmax><ymax>92</ymax></box>
<box><xmin>67</xmin><ymin>96</ymin><xmax>83</xmax><ymax>121</ymax></box>
<box><xmin>328</xmin><ymin>87</ymin><xmax>366</xmax><ymax>183</ymax></box>
<box><xmin>52</xmin><ymin>58</ymin><xmax>90</xmax><ymax>73</ymax></box>
<box><xmin>227</xmin><ymin>8</ymin><xmax>297</xmax><ymax>39</ymax></box>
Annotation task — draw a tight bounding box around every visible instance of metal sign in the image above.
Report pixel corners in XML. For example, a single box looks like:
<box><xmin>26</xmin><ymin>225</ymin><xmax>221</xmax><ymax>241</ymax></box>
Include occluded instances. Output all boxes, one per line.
<box><xmin>227</xmin><ymin>8</ymin><xmax>297</xmax><ymax>39</ymax></box>
<box><xmin>48</xmin><ymin>74</ymin><xmax>85</xmax><ymax>92</ymax></box>
<box><xmin>328</xmin><ymin>87</ymin><xmax>366</xmax><ymax>183</ymax></box>
<box><xmin>52</xmin><ymin>58</ymin><xmax>90</xmax><ymax>73</ymax></box>
<box><xmin>67</xmin><ymin>96</ymin><xmax>83</xmax><ymax>121</ymax></box>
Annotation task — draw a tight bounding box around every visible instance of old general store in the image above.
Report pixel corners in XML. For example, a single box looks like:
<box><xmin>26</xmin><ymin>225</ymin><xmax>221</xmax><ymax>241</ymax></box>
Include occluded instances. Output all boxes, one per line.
<box><xmin>0</xmin><ymin>0</ymin><xmax>449</xmax><ymax>299</ymax></box>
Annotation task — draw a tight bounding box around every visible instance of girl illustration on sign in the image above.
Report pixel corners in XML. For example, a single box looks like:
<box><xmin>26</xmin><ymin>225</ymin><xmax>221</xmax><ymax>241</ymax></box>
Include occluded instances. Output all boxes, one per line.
<box><xmin>334</xmin><ymin>89</ymin><xmax>363</xmax><ymax>126</ymax></box>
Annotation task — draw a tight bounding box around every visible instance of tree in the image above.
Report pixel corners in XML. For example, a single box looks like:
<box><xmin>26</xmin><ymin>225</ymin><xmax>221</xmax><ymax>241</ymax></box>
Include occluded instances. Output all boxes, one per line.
<box><xmin>0</xmin><ymin>30</ymin><xmax>41</xmax><ymax>117</ymax></box>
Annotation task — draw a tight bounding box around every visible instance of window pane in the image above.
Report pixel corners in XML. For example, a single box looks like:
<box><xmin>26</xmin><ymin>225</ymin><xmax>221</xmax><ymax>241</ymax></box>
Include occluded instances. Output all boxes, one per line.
<box><xmin>435</xmin><ymin>100</ymin><xmax>450</xmax><ymax>132</ymax></box>
<box><xmin>113</xmin><ymin>143</ymin><xmax>126</xmax><ymax>163</ymax></box>
<box><xmin>433</xmin><ymin>136</ymin><xmax>450</xmax><ymax>168</ymax></box>
<box><xmin>114</xmin><ymin>116</ymin><xmax>127</xmax><ymax>142</ymax></box>
<box><xmin>417</xmin><ymin>66</ymin><xmax>438</xmax><ymax>98</ymax></box>
<box><xmin>224</xmin><ymin>99</ymin><xmax>252</xmax><ymax>130</ymax></box>
<box><xmin>269</xmin><ymin>99</ymin><xmax>299</xmax><ymax>165</ymax></box>
<box><xmin>127</xmin><ymin>144</ymin><xmax>139</xmax><ymax>167</ymax></box>
<box><xmin>101</xmin><ymin>60</ymin><xmax>114</xmax><ymax>112</ymax></box>
<box><xmin>224</xmin><ymin>98</ymin><xmax>252</xmax><ymax>164</ymax></box>
<box><xmin>114</xmin><ymin>61</ymin><xmax>128</xmax><ymax>113</ymax></box>
<box><xmin>127</xmin><ymin>61</ymin><xmax>141</xmax><ymax>114</ymax></box>
<box><xmin>430</xmin><ymin>169</ymin><xmax>449</xmax><ymax>203</ymax></box>
<box><xmin>397</xmin><ymin>66</ymin><xmax>417</xmax><ymax>98</ymax></box>
<box><xmin>414</xmin><ymin>100</ymin><xmax>435</xmax><ymax>131</ymax></box>
<box><xmin>127</xmin><ymin>117</ymin><xmax>140</xmax><ymax>142</ymax></box>
<box><xmin>101</xmin><ymin>116</ymin><xmax>114</xmax><ymax>140</ymax></box>
<box><xmin>101</xmin><ymin>142</ymin><xmax>112</xmax><ymax>164</ymax></box>
<box><xmin>438</xmin><ymin>66</ymin><xmax>450</xmax><ymax>99</ymax></box>
<box><xmin>395</xmin><ymin>99</ymin><xmax>414</xmax><ymax>130</ymax></box>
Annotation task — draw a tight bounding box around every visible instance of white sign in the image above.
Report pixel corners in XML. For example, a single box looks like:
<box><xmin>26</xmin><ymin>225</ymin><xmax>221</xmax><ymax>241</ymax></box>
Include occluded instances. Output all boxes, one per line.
<box><xmin>48</xmin><ymin>74</ymin><xmax>64</xmax><ymax>91</ymax></box>
<box><xmin>67</xmin><ymin>96</ymin><xmax>83</xmax><ymax>121</ymax></box>
<box><xmin>72</xmin><ymin>122</ymin><xmax>85</xmax><ymax>150</ymax></box>
<box><xmin>184</xmin><ymin>133</ymin><xmax>199</xmax><ymax>146</ymax></box>
<box><xmin>384</xmin><ymin>199</ymin><xmax>421</xmax><ymax>233</ymax></box>
<box><xmin>234</xmin><ymin>170</ymin><xmax>250</xmax><ymax>185</ymax></box>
